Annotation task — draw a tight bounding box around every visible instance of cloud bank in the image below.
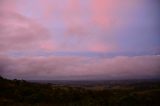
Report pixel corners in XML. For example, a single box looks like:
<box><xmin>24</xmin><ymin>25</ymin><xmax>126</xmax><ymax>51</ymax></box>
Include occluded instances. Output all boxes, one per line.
<box><xmin>0</xmin><ymin>55</ymin><xmax>159</xmax><ymax>80</ymax></box>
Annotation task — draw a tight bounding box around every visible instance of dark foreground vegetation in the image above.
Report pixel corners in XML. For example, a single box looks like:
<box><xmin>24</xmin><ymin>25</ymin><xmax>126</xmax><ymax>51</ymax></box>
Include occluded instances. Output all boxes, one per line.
<box><xmin>0</xmin><ymin>76</ymin><xmax>160</xmax><ymax>106</ymax></box>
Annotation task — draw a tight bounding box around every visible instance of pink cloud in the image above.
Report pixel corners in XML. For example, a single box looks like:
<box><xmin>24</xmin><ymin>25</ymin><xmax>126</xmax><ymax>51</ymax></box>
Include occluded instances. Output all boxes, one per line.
<box><xmin>90</xmin><ymin>0</ymin><xmax>115</xmax><ymax>28</ymax></box>
<box><xmin>3</xmin><ymin>0</ymin><xmax>142</xmax><ymax>53</ymax></box>
<box><xmin>0</xmin><ymin>10</ymin><xmax>53</xmax><ymax>52</ymax></box>
<box><xmin>0</xmin><ymin>55</ymin><xmax>159</xmax><ymax>80</ymax></box>
<box><xmin>0</xmin><ymin>0</ymin><xmax>17</xmax><ymax>12</ymax></box>
<box><xmin>40</xmin><ymin>42</ymin><xmax>56</xmax><ymax>51</ymax></box>
<box><xmin>38</xmin><ymin>0</ymin><xmax>56</xmax><ymax>20</ymax></box>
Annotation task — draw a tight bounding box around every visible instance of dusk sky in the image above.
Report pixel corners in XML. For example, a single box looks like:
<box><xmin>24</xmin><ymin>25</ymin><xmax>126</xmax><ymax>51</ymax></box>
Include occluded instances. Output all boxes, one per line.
<box><xmin>0</xmin><ymin>0</ymin><xmax>160</xmax><ymax>80</ymax></box>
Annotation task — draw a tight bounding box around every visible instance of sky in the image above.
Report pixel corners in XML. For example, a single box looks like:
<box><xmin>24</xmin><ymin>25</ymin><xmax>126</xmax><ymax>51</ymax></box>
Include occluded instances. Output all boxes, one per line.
<box><xmin>0</xmin><ymin>0</ymin><xmax>160</xmax><ymax>80</ymax></box>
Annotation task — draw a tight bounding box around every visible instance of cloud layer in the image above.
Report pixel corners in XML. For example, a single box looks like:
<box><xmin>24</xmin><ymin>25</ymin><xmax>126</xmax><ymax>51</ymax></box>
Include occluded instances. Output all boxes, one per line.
<box><xmin>0</xmin><ymin>55</ymin><xmax>159</xmax><ymax>80</ymax></box>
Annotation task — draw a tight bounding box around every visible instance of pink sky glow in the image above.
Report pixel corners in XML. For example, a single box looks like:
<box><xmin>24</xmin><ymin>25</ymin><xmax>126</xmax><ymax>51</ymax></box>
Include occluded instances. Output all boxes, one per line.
<box><xmin>0</xmin><ymin>0</ymin><xmax>160</xmax><ymax>80</ymax></box>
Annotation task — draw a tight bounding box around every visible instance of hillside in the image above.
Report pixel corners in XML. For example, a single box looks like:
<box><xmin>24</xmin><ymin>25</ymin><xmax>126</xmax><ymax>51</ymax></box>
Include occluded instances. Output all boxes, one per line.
<box><xmin>0</xmin><ymin>76</ymin><xmax>160</xmax><ymax>106</ymax></box>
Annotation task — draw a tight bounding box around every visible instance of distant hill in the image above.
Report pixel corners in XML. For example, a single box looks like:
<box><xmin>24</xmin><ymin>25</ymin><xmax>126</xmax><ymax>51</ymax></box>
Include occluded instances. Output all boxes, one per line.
<box><xmin>0</xmin><ymin>76</ymin><xmax>160</xmax><ymax>106</ymax></box>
